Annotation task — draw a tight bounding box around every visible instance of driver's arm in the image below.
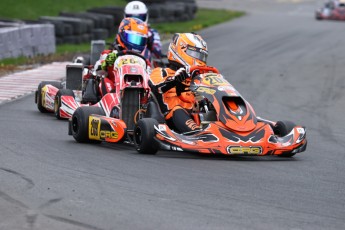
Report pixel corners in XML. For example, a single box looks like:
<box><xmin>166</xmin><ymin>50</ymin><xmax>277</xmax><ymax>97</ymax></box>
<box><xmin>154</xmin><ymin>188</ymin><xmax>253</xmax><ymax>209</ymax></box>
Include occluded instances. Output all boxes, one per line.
<box><xmin>101</xmin><ymin>52</ymin><xmax>117</xmax><ymax>71</ymax></box>
<box><xmin>149</xmin><ymin>68</ymin><xmax>176</xmax><ymax>94</ymax></box>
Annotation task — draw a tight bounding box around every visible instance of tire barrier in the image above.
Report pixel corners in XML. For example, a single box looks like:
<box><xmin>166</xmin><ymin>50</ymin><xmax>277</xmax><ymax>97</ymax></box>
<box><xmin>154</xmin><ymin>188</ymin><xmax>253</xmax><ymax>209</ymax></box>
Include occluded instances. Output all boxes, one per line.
<box><xmin>121</xmin><ymin>0</ymin><xmax>197</xmax><ymax>23</ymax></box>
<box><xmin>0</xmin><ymin>0</ymin><xmax>197</xmax><ymax>60</ymax></box>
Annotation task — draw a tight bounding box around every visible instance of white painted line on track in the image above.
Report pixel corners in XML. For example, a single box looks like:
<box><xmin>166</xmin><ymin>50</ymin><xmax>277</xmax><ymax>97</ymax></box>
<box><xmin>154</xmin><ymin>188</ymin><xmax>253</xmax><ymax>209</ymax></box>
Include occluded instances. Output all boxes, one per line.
<box><xmin>0</xmin><ymin>62</ymin><xmax>71</xmax><ymax>104</ymax></box>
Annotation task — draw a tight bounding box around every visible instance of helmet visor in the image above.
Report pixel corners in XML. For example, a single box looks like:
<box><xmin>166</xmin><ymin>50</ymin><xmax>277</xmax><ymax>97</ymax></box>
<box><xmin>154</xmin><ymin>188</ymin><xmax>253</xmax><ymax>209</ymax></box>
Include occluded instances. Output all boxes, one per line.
<box><xmin>123</xmin><ymin>31</ymin><xmax>148</xmax><ymax>47</ymax></box>
<box><xmin>125</xmin><ymin>13</ymin><xmax>147</xmax><ymax>22</ymax></box>
<box><xmin>186</xmin><ymin>46</ymin><xmax>208</xmax><ymax>63</ymax></box>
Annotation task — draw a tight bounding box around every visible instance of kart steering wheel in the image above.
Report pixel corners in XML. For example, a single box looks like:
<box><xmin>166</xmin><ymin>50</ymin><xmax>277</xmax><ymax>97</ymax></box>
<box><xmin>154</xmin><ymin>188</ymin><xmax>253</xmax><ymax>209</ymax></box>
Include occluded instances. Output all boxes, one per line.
<box><xmin>116</xmin><ymin>50</ymin><xmax>147</xmax><ymax>62</ymax></box>
<box><xmin>189</xmin><ymin>66</ymin><xmax>219</xmax><ymax>79</ymax></box>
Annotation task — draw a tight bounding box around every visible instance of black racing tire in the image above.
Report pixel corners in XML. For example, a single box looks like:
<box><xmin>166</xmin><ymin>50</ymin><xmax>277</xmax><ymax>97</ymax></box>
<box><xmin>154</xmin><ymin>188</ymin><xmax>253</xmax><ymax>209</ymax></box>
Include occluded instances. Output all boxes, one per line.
<box><xmin>134</xmin><ymin>118</ymin><xmax>159</xmax><ymax>154</ymax></box>
<box><xmin>71</xmin><ymin>106</ymin><xmax>104</xmax><ymax>143</ymax></box>
<box><xmin>54</xmin><ymin>89</ymin><xmax>75</xmax><ymax>120</ymax></box>
<box><xmin>92</xmin><ymin>28</ymin><xmax>109</xmax><ymax>40</ymax></box>
<box><xmin>315</xmin><ymin>14</ymin><xmax>322</xmax><ymax>20</ymax></box>
<box><xmin>36</xmin><ymin>81</ymin><xmax>63</xmax><ymax>113</ymax></box>
<box><xmin>274</xmin><ymin>120</ymin><xmax>297</xmax><ymax>157</ymax></box>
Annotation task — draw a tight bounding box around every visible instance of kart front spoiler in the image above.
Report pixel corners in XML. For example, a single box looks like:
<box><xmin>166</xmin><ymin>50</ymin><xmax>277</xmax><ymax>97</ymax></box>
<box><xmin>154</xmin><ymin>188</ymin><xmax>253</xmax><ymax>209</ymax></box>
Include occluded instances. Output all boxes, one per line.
<box><xmin>152</xmin><ymin>123</ymin><xmax>307</xmax><ymax>156</ymax></box>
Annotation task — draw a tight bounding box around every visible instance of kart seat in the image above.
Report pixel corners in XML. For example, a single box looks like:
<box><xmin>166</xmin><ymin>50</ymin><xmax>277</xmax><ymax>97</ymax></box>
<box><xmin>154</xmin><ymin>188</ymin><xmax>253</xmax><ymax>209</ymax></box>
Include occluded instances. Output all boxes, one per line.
<box><xmin>144</xmin><ymin>93</ymin><xmax>166</xmax><ymax>124</ymax></box>
<box><xmin>82</xmin><ymin>79</ymin><xmax>99</xmax><ymax>104</ymax></box>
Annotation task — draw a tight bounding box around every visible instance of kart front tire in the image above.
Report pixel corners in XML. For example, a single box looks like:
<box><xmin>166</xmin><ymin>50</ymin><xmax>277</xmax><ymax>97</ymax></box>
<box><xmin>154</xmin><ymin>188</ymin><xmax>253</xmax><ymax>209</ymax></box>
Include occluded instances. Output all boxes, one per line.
<box><xmin>36</xmin><ymin>81</ymin><xmax>63</xmax><ymax>113</ymax></box>
<box><xmin>274</xmin><ymin>120</ymin><xmax>297</xmax><ymax>157</ymax></box>
<box><xmin>71</xmin><ymin>106</ymin><xmax>104</xmax><ymax>143</ymax></box>
<box><xmin>54</xmin><ymin>89</ymin><xmax>75</xmax><ymax>119</ymax></box>
<box><xmin>134</xmin><ymin>118</ymin><xmax>159</xmax><ymax>154</ymax></box>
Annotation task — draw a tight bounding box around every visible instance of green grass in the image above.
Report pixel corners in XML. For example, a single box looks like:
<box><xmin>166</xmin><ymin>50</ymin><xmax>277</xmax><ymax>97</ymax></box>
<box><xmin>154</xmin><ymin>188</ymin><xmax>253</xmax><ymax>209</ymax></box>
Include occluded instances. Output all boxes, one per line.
<box><xmin>0</xmin><ymin>56</ymin><xmax>28</xmax><ymax>66</ymax></box>
<box><xmin>0</xmin><ymin>0</ymin><xmax>126</xmax><ymax>20</ymax></box>
<box><xmin>56</xmin><ymin>43</ymin><xmax>93</xmax><ymax>55</ymax></box>
<box><xmin>0</xmin><ymin>6</ymin><xmax>244</xmax><ymax>66</ymax></box>
<box><xmin>152</xmin><ymin>9</ymin><xmax>245</xmax><ymax>34</ymax></box>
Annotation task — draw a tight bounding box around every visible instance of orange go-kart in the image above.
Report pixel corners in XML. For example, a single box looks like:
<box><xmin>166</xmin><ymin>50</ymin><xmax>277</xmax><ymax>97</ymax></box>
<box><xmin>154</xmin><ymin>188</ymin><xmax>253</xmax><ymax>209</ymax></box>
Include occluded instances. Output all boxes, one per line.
<box><xmin>133</xmin><ymin>66</ymin><xmax>307</xmax><ymax>157</ymax></box>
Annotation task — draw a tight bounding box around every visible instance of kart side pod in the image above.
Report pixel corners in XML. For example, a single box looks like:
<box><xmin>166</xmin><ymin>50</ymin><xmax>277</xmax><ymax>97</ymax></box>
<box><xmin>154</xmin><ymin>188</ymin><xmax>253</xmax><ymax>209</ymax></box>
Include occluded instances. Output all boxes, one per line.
<box><xmin>68</xmin><ymin>106</ymin><xmax>127</xmax><ymax>143</ymax></box>
<box><xmin>87</xmin><ymin>115</ymin><xmax>127</xmax><ymax>143</ymax></box>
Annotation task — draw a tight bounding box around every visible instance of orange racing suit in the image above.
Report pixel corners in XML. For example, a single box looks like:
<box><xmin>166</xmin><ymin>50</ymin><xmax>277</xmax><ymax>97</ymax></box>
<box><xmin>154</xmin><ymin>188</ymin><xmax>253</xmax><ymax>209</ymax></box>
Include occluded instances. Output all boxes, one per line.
<box><xmin>149</xmin><ymin>67</ymin><xmax>199</xmax><ymax>133</ymax></box>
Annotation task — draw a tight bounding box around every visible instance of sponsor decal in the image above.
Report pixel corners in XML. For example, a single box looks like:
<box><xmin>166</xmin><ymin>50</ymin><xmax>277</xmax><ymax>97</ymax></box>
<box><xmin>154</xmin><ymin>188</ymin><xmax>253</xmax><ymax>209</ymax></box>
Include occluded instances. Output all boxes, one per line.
<box><xmin>196</xmin><ymin>87</ymin><xmax>216</xmax><ymax>95</ymax></box>
<box><xmin>130</xmin><ymin>67</ymin><xmax>138</xmax><ymax>73</ymax></box>
<box><xmin>202</xmin><ymin>75</ymin><xmax>228</xmax><ymax>86</ymax></box>
<box><xmin>171</xmin><ymin>146</ymin><xmax>183</xmax><ymax>151</ymax></box>
<box><xmin>158</xmin><ymin>124</ymin><xmax>166</xmax><ymax>131</ymax></box>
<box><xmin>200</xmin><ymin>49</ymin><xmax>208</xmax><ymax>55</ymax></box>
<box><xmin>89</xmin><ymin>117</ymin><xmax>119</xmax><ymax>140</ymax></box>
<box><xmin>89</xmin><ymin>117</ymin><xmax>101</xmax><ymax>140</ymax></box>
<box><xmin>187</xmin><ymin>46</ymin><xmax>197</xmax><ymax>51</ymax></box>
<box><xmin>227</xmin><ymin>146</ymin><xmax>262</xmax><ymax>155</ymax></box>
<box><xmin>41</xmin><ymin>85</ymin><xmax>48</xmax><ymax>106</ymax></box>
<box><xmin>186</xmin><ymin>119</ymin><xmax>199</xmax><ymax>130</ymax></box>
<box><xmin>111</xmin><ymin>120</ymin><xmax>118</xmax><ymax>127</ymax></box>
<box><xmin>218</xmin><ymin>86</ymin><xmax>234</xmax><ymax>91</ymax></box>
<box><xmin>105</xmin><ymin>82</ymin><xmax>113</xmax><ymax>91</ymax></box>
<box><xmin>297</xmin><ymin>128</ymin><xmax>305</xmax><ymax>134</ymax></box>
<box><xmin>181</xmin><ymin>140</ymin><xmax>196</xmax><ymax>145</ymax></box>
<box><xmin>100</xmin><ymin>131</ymin><xmax>119</xmax><ymax>139</ymax></box>
<box><xmin>118</xmin><ymin>57</ymin><xmax>139</xmax><ymax>67</ymax></box>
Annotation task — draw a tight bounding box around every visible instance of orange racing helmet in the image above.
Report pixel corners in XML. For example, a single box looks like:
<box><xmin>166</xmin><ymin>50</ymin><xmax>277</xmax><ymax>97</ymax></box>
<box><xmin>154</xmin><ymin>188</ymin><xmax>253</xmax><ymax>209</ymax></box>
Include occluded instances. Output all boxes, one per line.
<box><xmin>167</xmin><ymin>33</ymin><xmax>208</xmax><ymax>68</ymax></box>
<box><xmin>116</xmin><ymin>17</ymin><xmax>148</xmax><ymax>53</ymax></box>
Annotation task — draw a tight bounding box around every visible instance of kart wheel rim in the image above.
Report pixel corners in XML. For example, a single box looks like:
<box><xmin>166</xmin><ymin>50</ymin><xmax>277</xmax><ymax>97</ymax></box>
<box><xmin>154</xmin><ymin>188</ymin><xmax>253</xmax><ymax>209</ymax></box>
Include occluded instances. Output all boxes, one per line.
<box><xmin>72</xmin><ymin>116</ymin><xmax>79</xmax><ymax>134</ymax></box>
<box><xmin>134</xmin><ymin>126</ymin><xmax>142</xmax><ymax>145</ymax></box>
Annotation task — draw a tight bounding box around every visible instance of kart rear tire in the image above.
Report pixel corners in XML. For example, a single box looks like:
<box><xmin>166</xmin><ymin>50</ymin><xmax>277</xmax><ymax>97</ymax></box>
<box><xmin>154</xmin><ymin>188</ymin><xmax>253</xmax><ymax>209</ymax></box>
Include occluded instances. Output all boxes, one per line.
<box><xmin>54</xmin><ymin>89</ymin><xmax>75</xmax><ymax>120</ymax></box>
<box><xmin>315</xmin><ymin>12</ymin><xmax>322</xmax><ymax>20</ymax></box>
<box><xmin>134</xmin><ymin>118</ymin><xmax>159</xmax><ymax>154</ymax></box>
<box><xmin>36</xmin><ymin>81</ymin><xmax>63</xmax><ymax>113</ymax></box>
<box><xmin>274</xmin><ymin>120</ymin><xmax>297</xmax><ymax>157</ymax></box>
<box><xmin>71</xmin><ymin>106</ymin><xmax>104</xmax><ymax>143</ymax></box>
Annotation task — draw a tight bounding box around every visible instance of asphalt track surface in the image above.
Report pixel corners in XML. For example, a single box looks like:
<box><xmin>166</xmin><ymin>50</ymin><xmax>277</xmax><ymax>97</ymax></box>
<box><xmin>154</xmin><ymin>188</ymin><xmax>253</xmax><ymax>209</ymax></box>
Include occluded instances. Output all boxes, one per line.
<box><xmin>1</xmin><ymin>0</ymin><xmax>345</xmax><ymax>229</ymax></box>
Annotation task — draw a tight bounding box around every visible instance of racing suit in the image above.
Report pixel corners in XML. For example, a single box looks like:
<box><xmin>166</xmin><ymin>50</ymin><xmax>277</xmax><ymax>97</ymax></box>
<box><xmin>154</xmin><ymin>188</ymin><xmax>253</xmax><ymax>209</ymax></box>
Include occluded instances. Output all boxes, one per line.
<box><xmin>81</xmin><ymin>49</ymin><xmax>117</xmax><ymax>103</ymax></box>
<box><xmin>99</xmin><ymin>49</ymin><xmax>120</xmax><ymax>96</ymax></box>
<box><xmin>146</xmin><ymin>28</ymin><xmax>162</xmax><ymax>59</ymax></box>
<box><xmin>149</xmin><ymin>65</ymin><xmax>200</xmax><ymax>133</ymax></box>
<box><xmin>143</xmin><ymin>28</ymin><xmax>163</xmax><ymax>67</ymax></box>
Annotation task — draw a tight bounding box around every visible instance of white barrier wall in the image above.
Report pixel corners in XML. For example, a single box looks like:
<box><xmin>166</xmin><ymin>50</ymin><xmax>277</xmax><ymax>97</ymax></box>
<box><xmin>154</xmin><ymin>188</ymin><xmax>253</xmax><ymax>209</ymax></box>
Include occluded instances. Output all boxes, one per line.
<box><xmin>0</xmin><ymin>24</ymin><xmax>55</xmax><ymax>60</ymax></box>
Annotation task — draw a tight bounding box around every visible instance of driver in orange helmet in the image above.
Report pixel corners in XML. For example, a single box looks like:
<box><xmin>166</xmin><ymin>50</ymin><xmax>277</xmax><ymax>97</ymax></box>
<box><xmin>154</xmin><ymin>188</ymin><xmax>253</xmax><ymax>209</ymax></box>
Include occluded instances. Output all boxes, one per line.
<box><xmin>149</xmin><ymin>33</ymin><xmax>208</xmax><ymax>133</ymax></box>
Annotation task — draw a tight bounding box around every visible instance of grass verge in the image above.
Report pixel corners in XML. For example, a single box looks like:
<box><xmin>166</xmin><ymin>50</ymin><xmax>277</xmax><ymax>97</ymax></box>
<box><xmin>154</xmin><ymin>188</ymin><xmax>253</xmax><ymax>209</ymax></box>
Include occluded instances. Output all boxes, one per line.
<box><xmin>0</xmin><ymin>0</ymin><xmax>126</xmax><ymax>20</ymax></box>
<box><xmin>0</xmin><ymin>8</ymin><xmax>244</xmax><ymax>74</ymax></box>
<box><xmin>152</xmin><ymin>9</ymin><xmax>245</xmax><ymax>34</ymax></box>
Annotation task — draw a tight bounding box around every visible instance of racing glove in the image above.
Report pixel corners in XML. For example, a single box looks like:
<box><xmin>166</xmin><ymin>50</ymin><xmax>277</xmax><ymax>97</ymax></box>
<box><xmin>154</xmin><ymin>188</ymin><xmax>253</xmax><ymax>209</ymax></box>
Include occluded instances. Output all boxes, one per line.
<box><xmin>174</xmin><ymin>68</ymin><xmax>189</xmax><ymax>82</ymax></box>
<box><xmin>101</xmin><ymin>52</ymin><xmax>117</xmax><ymax>71</ymax></box>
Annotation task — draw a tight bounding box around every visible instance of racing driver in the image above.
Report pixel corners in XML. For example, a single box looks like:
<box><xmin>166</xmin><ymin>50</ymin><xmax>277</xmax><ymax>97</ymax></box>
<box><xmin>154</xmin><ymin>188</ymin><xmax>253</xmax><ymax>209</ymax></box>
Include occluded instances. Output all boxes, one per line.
<box><xmin>149</xmin><ymin>32</ymin><xmax>208</xmax><ymax>133</ymax></box>
<box><xmin>95</xmin><ymin>17</ymin><xmax>149</xmax><ymax>96</ymax></box>
<box><xmin>124</xmin><ymin>1</ymin><xmax>163</xmax><ymax>60</ymax></box>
